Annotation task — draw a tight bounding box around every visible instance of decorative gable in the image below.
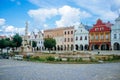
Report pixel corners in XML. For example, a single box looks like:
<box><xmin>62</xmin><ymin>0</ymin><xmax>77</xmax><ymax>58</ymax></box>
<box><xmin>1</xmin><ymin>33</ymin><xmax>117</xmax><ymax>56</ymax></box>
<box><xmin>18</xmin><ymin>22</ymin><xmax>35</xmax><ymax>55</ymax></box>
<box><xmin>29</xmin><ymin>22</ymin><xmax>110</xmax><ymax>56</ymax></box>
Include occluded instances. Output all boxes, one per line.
<box><xmin>90</xmin><ymin>19</ymin><xmax>111</xmax><ymax>32</ymax></box>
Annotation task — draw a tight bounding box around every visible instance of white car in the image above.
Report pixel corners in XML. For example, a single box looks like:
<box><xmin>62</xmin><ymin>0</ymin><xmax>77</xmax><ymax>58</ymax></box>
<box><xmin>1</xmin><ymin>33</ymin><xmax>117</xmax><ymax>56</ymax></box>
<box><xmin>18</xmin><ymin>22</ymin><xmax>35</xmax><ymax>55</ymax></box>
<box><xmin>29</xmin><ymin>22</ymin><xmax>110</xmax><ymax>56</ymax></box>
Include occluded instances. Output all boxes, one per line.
<box><xmin>14</xmin><ymin>55</ymin><xmax>23</xmax><ymax>60</ymax></box>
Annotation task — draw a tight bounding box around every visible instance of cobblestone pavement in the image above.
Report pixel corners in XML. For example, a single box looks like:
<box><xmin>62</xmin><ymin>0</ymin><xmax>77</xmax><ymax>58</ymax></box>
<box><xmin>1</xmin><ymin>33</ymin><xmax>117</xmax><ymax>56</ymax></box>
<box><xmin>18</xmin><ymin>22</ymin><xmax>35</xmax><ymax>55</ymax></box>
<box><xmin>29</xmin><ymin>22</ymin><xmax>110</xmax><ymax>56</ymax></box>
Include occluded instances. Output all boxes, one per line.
<box><xmin>0</xmin><ymin>59</ymin><xmax>120</xmax><ymax>80</ymax></box>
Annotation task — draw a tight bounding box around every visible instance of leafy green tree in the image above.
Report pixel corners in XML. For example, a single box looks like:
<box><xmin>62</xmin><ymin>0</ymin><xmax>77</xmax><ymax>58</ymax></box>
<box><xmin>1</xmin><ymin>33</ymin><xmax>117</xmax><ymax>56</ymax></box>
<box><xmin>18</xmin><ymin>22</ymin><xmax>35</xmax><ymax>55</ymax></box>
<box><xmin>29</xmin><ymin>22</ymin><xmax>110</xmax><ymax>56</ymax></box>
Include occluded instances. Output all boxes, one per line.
<box><xmin>44</xmin><ymin>38</ymin><xmax>56</xmax><ymax>53</ymax></box>
<box><xmin>32</xmin><ymin>41</ymin><xmax>37</xmax><ymax>48</ymax></box>
<box><xmin>0</xmin><ymin>39</ymin><xmax>7</xmax><ymax>53</ymax></box>
<box><xmin>32</xmin><ymin>41</ymin><xmax>37</xmax><ymax>52</ymax></box>
<box><xmin>5</xmin><ymin>38</ymin><xmax>11</xmax><ymax>54</ymax></box>
<box><xmin>13</xmin><ymin>33</ymin><xmax>22</xmax><ymax>50</ymax></box>
<box><xmin>9</xmin><ymin>41</ymin><xmax>16</xmax><ymax>52</ymax></box>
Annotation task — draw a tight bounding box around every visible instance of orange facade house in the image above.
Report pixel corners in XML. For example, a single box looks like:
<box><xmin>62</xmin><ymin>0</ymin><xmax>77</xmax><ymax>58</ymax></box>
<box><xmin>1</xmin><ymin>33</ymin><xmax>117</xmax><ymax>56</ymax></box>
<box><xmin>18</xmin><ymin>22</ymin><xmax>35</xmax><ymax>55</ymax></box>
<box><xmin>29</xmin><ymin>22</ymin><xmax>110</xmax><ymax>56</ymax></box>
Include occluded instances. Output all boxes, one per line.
<box><xmin>44</xmin><ymin>27</ymin><xmax>64</xmax><ymax>50</ymax></box>
<box><xmin>44</xmin><ymin>26</ymin><xmax>74</xmax><ymax>51</ymax></box>
<box><xmin>63</xmin><ymin>26</ymin><xmax>74</xmax><ymax>51</ymax></box>
<box><xmin>89</xmin><ymin>19</ymin><xmax>111</xmax><ymax>50</ymax></box>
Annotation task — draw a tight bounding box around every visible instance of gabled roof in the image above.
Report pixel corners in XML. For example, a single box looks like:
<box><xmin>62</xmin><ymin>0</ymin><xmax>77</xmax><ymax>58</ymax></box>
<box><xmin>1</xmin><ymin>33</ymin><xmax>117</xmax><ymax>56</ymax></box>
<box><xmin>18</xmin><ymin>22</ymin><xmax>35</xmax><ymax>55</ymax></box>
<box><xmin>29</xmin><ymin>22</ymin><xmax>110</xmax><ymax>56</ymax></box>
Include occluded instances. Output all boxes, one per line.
<box><xmin>0</xmin><ymin>36</ymin><xmax>6</xmax><ymax>39</ymax></box>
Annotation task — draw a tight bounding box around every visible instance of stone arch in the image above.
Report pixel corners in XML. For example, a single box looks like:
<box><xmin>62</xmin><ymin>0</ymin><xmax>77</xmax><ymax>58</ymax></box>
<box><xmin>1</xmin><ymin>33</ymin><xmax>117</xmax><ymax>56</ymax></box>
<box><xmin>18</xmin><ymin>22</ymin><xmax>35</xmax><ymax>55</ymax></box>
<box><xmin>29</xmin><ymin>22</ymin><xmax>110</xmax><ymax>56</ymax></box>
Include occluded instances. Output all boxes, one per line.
<box><xmin>75</xmin><ymin>44</ymin><xmax>79</xmax><ymax>50</ymax></box>
<box><xmin>64</xmin><ymin>45</ymin><xmax>66</xmax><ymax>50</ymax></box>
<box><xmin>84</xmin><ymin>44</ymin><xmax>89</xmax><ymax>50</ymax></box>
<box><xmin>57</xmin><ymin>45</ymin><xmax>60</xmax><ymax>51</ymax></box>
<box><xmin>71</xmin><ymin>44</ymin><xmax>74</xmax><ymax>50</ymax></box>
<box><xmin>100</xmin><ymin>44</ymin><xmax>109</xmax><ymax>50</ymax></box>
<box><xmin>91</xmin><ymin>44</ymin><xmax>99</xmax><ymax>50</ymax></box>
<box><xmin>67</xmin><ymin>44</ymin><xmax>69</xmax><ymax>50</ymax></box>
<box><xmin>113</xmin><ymin>42</ymin><xmax>120</xmax><ymax>50</ymax></box>
<box><xmin>80</xmin><ymin>44</ymin><xmax>83</xmax><ymax>50</ymax></box>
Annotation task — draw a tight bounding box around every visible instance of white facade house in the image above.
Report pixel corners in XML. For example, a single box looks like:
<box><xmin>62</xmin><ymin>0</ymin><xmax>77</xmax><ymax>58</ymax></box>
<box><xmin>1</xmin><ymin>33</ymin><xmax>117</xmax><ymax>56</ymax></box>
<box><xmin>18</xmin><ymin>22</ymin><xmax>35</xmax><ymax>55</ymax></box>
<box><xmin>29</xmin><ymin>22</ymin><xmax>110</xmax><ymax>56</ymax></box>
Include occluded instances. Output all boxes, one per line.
<box><xmin>111</xmin><ymin>15</ymin><xmax>120</xmax><ymax>50</ymax></box>
<box><xmin>36</xmin><ymin>31</ymin><xmax>44</xmax><ymax>51</ymax></box>
<box><xmin>29</xmin><ymin>31</ymin><xmax>44</xmax><ymax>51</ymax></box>
<box><xmin>74</xmin><ymin>23</ymin><xmax>89</xmax><ymax>50</ymax></box>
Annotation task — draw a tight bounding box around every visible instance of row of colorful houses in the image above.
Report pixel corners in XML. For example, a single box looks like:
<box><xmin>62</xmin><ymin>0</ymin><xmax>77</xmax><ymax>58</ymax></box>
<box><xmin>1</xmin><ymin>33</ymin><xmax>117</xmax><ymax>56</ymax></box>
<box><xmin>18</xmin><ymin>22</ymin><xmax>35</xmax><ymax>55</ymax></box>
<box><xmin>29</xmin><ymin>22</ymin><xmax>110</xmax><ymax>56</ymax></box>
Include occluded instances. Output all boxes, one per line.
<box><xmin>1</xmin><ymin>15</ymin><xmax>120</xmax><ymax>52</ymax></box>
<box><xmin>43</xmin><ymin>15</ymin><xmax>120</xmax><ymax>51</ymax></box>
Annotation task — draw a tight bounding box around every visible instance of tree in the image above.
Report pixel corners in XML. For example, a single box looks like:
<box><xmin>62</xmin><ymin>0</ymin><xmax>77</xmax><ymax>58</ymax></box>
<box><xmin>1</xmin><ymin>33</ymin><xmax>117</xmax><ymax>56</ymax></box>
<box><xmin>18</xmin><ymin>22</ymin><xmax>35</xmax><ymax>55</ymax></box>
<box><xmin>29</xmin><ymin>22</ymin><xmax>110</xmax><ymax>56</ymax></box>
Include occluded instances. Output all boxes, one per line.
<box><xmin>32</xmin><ymin>41</ymin><xmax>37</xmax><ymax>48</ymax></box>
<box><xmin>0</xmin><ymin>39</ymin><xmax>7</xmax><ymax>53</ymax></box>
<box><xmin>32</xmin><ymin>41</ymin><xmax>37</xmax><ymax>52</ymax></box>
<box><xmin>5</xmin><ymin>38</ymin><xmax>11</xmax><ymax>54</ymax></box>
<box><xmin>9</xmin><ymin>41</ymin><xmax>16</xmax><ymax>52</ymax></box>
<box><xmin>13</xmin><ymin>33</ymin><xmax>22</xmax><ymax>50</ymax></box>
<box><xmin>44</xmin><ymin>38</ymin><xmax>56</xmax><ymax>53</ymax></box>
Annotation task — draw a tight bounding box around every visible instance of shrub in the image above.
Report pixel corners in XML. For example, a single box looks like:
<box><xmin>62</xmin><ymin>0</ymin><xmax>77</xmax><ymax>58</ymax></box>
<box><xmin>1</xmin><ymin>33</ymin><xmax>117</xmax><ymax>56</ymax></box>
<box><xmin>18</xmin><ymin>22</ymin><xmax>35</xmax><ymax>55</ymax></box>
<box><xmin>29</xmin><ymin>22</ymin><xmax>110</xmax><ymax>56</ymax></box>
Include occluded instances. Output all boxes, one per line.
<box><xmin>33</xmin><ymin>56</ymin><xmax>40</xmax><ymax>60</ymax></box>
<box><xmin>56</xmin><ymin>58</ymin><xmax>62</xmax><ymax>61</ymax></box>
<box><xmin>78</xmin><ymin>58</ymin><xmax>83</xmax><ymax>62</ymax></box>
<box><xmin>39</xmin><ymin>57</ymin><xmax>46</xmax><ymax>61</ymax></box>
<box><xmin>51</xmin><ymin>52</ymin><xmax>56</xmax><ymax>54</ymax></box>
<box><xmin>112</xmin><ymin>55</ymin><xmax>120</xmax><ymax>60</ymax></box>
<box><xmin>67</xmin><ymin>58</ymin><xmax>70</xmax><ymax>61</ymax></box>
<box><xmin>46</xmin><ymin>56</ymin><xmax>55</xmax><ymax>61</ymax></box>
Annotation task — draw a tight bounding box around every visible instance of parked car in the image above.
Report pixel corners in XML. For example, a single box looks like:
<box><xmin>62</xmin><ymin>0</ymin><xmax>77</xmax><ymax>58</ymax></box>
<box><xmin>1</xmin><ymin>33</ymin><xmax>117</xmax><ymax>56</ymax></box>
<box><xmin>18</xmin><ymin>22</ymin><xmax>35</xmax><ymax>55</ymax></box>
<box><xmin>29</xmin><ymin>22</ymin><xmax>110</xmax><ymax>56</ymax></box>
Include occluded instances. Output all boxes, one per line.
<box><xmin>14</xmin><ymin>55</ymin><xmax>23</xmax><ymax>60</ymax></box>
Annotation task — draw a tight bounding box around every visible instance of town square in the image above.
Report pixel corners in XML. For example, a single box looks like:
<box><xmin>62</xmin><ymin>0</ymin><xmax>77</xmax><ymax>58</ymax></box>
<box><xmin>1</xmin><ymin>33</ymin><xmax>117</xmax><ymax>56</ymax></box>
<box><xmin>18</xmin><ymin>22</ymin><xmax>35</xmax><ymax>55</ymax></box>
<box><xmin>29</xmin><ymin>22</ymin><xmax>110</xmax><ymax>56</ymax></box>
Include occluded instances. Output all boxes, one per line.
<box><xmin>0</xmin><ymin>0</ymin><xmax>120</xmax><ymax>80</ymax></box>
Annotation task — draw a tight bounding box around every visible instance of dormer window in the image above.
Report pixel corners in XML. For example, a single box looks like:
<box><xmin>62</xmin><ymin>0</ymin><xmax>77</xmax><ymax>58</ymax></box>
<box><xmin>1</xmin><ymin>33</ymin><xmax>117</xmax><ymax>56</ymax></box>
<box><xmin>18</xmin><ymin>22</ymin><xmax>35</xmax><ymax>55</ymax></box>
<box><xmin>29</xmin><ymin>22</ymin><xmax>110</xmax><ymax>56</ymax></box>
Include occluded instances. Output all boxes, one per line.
<box><xmin>95</xmin><ymin>28</ymin><xmax>99</xmax><ymax>31</ymax></box>
<box><xmin>101</xmin><ymin>27</ymin><xmax>104</xmax><ymax>30</ymax></box>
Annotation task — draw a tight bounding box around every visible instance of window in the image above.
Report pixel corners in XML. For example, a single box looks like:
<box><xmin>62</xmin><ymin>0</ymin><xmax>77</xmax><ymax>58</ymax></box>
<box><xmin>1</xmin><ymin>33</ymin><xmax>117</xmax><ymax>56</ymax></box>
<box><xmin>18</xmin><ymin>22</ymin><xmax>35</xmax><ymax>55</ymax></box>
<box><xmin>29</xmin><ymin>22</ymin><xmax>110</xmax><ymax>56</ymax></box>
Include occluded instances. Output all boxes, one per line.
<box><xmin>71</xmin><ymin>38</ymin><xmax>73</xmax><ymax>42</ymax></box>
<box><xmin>71</xmin><ymin>31</ymin><xmax>73</xmax><ymax>34</ymax></box>
<box><xmin>68</xmin><ymin>31</ymin><xmax>69</xmax><ymax>34</ymax></box>
<box><xmin>91</xmin><ymin>35</ymin><xmax>94</xmax><ymax>40</ymax></box>
<box><xmin>100</xmin><ymin>34</ymin><xmax>104</xmax><ymax>40</ymax></box>
<box><xmin>64</xmin><ymin>31</ymin><xmax>66</xmax><ymax>35</ymax></box>
<box><xmin>64</xmin><ymin>38</ymin><xmax>66</xmax><ymax>42</ymax></box>
<box><xmin>80</xmin><ymin>36</ymin><xmax>82</xmax><ymax>40</ymax></box>
<box><xmin>101</xmin><ymin>27</ymin><xmax>104</xmax><ymax>30</ymax></box>
<box><xmin>95</xmin><ymin>28</ymin><xmax>99</xmax><ymax>31</ymax></box>
<box><xmin>68</xmin><ymin>38</ymin><xmax>70</xmax><ymax>42</ymax></box>
<box><xmin>95</xmin><ymin>35</ymin><xmax>98</xmax><ymax>40</ymax></box>
<box><xmin>114</xmin><ymin>34</ymin><xmax>117</xmax><ymax>39</ymax></box>
<box><xmin>76</xmin><ymin>36</ymin><xmax>78</xmax><ymax>41</ymax></box>
<box><xmin>106</xmin><ymin>34</ymin><xmax>109</xmax><ymax>39</ymax></box>
<box><xmin>85</xmin><ymin>36</ymin><xmax>87</xmax><ymax>40</ymax></box>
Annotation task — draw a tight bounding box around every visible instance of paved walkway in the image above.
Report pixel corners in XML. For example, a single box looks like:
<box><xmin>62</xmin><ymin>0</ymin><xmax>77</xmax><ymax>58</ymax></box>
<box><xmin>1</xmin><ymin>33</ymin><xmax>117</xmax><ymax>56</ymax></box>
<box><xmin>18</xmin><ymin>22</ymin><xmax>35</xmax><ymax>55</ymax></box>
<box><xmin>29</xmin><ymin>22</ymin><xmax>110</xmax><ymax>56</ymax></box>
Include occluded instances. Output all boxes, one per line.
<box><xmin>0</xmin><ymin>59</ymin><xmax>120</xmax><ymax>80</ymax></box>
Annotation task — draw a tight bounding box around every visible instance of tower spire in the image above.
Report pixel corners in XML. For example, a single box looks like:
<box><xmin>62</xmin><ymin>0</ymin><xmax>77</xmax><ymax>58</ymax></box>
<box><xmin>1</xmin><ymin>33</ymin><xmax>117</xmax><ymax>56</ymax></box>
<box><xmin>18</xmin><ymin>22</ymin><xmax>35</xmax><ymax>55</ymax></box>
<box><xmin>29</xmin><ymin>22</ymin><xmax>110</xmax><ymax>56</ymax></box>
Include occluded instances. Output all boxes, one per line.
<box><xmin>25</xmin><ymin>21</ymin><xmax>28</xmax><ymax>40</ymax></box>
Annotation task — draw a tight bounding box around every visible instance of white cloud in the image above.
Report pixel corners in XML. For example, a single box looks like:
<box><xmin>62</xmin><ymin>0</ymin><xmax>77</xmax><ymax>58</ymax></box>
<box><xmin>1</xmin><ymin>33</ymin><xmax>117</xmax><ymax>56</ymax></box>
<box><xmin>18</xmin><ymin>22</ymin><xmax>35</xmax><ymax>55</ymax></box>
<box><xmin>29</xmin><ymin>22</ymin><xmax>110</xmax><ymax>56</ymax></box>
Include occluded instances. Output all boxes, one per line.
<box><xmin>28</xmin><ymin>5</ymin><xmax>91</xmax><ymax>28</ymax></box>
<box><xmin>0</xmin><ymin>18</ymin><xmax>25</xmax><ymax>36</ymax></box>
<box><xmin>0</xmin><ymin>18</ymin><xmax>6</xmax><ymax>26</ymax></box>
<box><xmin>100</xmin><ymin>11</ymin><xmax>117</xmax><ymax>21</ymax></box>
<box><xmin>4</xmin><ymin>25</ymin><xmax>25</xmax><ymax>35</ymax></box>
<box><xmin>56</xmin><ymin>5</ymin><xmax>91</xmax><ymax>27</ymax></box>
<box><xmin>28</xmin><ymin>0</ymin><xmax>41</xmax><ymax>7</ymax></box>
<box><xmin>5</xmin><ymin>25</ymin><xmax>15</xmax><ymax>32</ymax></box>
<box><xmin>74</xmin><ymin>0</ymin><xmax>120</xmax><ymax>21</ymax></box>
<box><xmin>28</xmin><ymin>8</ymin><xmax>58</xmax><ymax>22</ymax></box>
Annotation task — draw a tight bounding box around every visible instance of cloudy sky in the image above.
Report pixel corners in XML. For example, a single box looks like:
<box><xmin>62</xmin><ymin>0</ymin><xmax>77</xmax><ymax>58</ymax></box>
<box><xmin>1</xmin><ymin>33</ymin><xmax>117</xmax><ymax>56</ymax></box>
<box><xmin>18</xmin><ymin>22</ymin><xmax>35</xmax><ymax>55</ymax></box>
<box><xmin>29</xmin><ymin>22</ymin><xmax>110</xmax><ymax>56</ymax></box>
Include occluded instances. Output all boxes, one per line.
<box><xmin>0</xmin><ymin>0</ymin><xmax>120</xmax><ymax>36</ymax></box>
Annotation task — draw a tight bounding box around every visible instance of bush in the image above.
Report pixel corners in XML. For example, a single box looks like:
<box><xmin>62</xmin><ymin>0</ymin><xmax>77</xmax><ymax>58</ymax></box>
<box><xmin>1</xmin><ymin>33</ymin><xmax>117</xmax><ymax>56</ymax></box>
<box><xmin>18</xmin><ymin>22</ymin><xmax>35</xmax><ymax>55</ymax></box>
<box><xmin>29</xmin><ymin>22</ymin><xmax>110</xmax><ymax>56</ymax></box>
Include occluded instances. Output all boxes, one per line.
<box><xmin>78</xmin><ymin>58</ymin><xmax>83</xmax><ymax>62</ymax></box>
<box><xmin>33</xmin><ymin>56</ymin><xmax>40</xmax><ymax>60</ymax></box>
<box><xmin>112</xmin><ymin>55</ymin><xmax>120</xmax><ymax>60</ymax></box>
<box><xmin>51</xmin><ymin>52</ymin><xmax>56</xmax><ymax>54</ymax></box>
<box><xmin>39</xmin><ymin>57</ymin><xmax>46</xmax><ymax>61</ymax></box>
<box><xmin>56</xmin><ymin>58</ymin><xmax>62</xmax><ymax>61</ymax></box>
<box><xmin>46</xmin><ymin>56</ymin><xmax>55</xmax><ymax>61</ymax></box>
<box><xmin>67</xmin><ymin>58</ymin><xmax>70</xmax><ymax>61</ymax></box>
